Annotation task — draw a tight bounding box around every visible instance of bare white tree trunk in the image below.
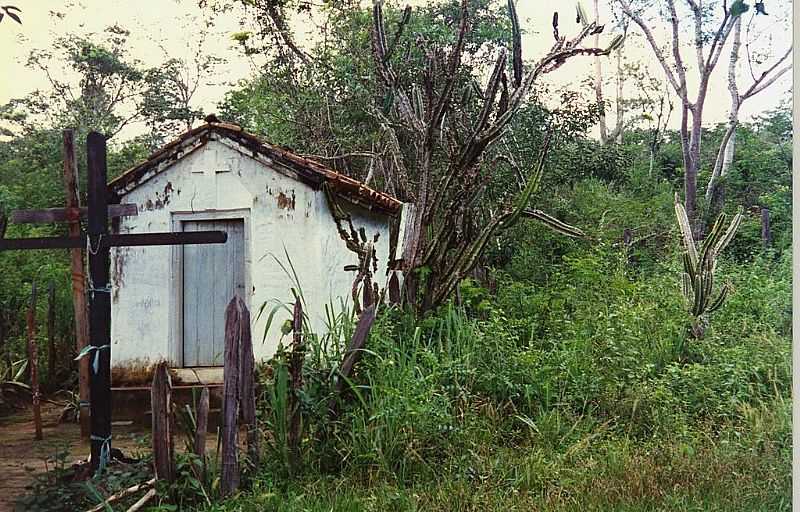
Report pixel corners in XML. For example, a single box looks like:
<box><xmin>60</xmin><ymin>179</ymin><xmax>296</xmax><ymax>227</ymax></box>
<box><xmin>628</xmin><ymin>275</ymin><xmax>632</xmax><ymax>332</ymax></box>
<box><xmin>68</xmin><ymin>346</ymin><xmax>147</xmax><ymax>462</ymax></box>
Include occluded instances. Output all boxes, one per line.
<box><xmin>594</xmin><ymin>0</ymin><xmax>609</xmax><ymax>143</ymax></box>
<box><xmin>705</xmin><ymin>14</ymin><xmax>791</xmax><ymax>203</ymax></box>
<box><xmin>594</xmin><ymin>0</ymin><xmax>625</xmax><ymax>145</ymax></box>
<box><xmin>613</xmin><ymin>42</ymin><xmax>624</xmax><ymax>144</ymax></box>
<box><xmin>720</xmin><ymin>130</ymin><xmax>736</xmax><ymax>177</ymax></box>
<box><xmin>707</xmin><ymin>16</ymin><xmax>742</xmax><ymax>201</ymax></box>
<box><xmin>617</xmin><ymin>0</ymin><xmax>790</xmax><ymax>232</ymax></box>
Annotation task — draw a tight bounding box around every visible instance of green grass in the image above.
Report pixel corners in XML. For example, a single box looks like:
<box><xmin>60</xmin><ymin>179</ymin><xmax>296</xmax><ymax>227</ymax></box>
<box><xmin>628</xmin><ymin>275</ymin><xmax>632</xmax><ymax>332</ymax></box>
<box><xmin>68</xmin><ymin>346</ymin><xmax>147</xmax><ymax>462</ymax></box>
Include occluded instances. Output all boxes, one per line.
<box><xmin>204</xmin><ymin>408</ymin><xmax>790</xmax><ymax>511</ymax></box>
<box><xmin>188</xmin><ymin>245</ymin><xmax>791</xmax><ymax>512</ymax></box>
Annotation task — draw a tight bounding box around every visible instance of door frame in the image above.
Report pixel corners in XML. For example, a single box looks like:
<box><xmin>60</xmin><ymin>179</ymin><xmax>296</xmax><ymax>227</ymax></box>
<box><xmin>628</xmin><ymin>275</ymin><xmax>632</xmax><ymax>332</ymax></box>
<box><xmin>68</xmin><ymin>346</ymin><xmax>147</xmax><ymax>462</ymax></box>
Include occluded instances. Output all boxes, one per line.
<box><xmin>169</xmin><ymin>209</ymin><xmax>252</xmax><ymax>367</ymax></box>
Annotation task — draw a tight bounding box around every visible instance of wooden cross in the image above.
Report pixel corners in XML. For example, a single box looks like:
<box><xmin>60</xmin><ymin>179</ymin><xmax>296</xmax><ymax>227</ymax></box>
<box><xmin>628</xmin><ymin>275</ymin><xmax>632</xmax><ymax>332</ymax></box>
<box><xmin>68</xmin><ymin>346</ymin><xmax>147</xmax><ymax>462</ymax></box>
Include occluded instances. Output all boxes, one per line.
<box><xmin>0</xmin><ymin>132</ymin><xmax>227</xmax><ymax>472</ymax></box>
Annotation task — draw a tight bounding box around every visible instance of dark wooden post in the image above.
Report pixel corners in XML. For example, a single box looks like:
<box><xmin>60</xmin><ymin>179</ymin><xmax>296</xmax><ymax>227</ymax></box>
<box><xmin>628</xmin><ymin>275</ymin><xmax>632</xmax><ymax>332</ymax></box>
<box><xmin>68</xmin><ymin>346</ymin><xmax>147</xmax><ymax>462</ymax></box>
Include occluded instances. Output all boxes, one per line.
<box><xmin>194</xmin><ymin>387</ymin><xmax>210</xmax><ymax>461</ymax></box>
<box><xmin>151</xmin><ymin>362</ymin><xmax>174</xmax><ymax>482</ymax></box>
<box><xmin>63</xmin><ymin>129</ymin><xmax>91</xmax><ymax>438</ymax></box>
<box><xmin>761</xmin><ymin>207</ymin><xmax>771</xmax><ymax>248</ymax></box>
<box><xmin>237</xmin><ymin>299</ymin><xmax>259</xmax><ymax>467</ymax></box>
<box><xmin>47</xmin><ymin>282</ymin><xmax>56</xmax><ymax>387</ymax></box>
<box><xmin>26</xmin><ymin>281</ymin><xmax>43</xmax><ymax>440</ymax></box>
<box><xmin>87</xmin><ymin>132</ymin><xmax>112</xmax><ymax>471</ymax></box>
<box><xmin>288</xmin><ymin>298</ymin><xmax>304</xmax><ymax>472</ymax></box>
<box><xmin>221</xmin><ymin>298</ymin><xmax>242</xmax><ymax>496</ymax></box>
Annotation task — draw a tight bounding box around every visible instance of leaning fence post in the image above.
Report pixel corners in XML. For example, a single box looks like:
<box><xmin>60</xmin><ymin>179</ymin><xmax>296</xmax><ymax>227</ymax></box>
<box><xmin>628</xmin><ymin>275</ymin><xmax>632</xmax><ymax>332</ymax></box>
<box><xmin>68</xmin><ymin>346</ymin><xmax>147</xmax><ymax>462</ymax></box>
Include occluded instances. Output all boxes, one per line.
<box><xmin>151</xmin><ymin>362</ymin><xmax>174</xmax><ymax>482</ymax></box>
<box><xmin>328</xmin><ymin>304</ymin><xmax>377</xmax><ymax>420</ymax></box>
<box><xmin>27</xmin><ymin>281</ymin><xmax>43</xmax><ymax>440</ymax></box>
<box><xmin>221</xmin><ymin>298</ymin><xmax>242</xmax><ymax>496</ymax></box>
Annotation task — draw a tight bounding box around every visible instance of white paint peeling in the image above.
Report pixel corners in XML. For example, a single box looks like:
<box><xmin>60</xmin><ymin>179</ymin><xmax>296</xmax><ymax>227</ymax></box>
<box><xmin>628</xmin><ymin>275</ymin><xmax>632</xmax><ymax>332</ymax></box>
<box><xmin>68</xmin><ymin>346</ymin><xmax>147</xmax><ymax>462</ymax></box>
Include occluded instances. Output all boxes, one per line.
<box><xmin>110</xmin><ymin>139</ymin><xmax>393</xmax><ymax>372</ymax></box>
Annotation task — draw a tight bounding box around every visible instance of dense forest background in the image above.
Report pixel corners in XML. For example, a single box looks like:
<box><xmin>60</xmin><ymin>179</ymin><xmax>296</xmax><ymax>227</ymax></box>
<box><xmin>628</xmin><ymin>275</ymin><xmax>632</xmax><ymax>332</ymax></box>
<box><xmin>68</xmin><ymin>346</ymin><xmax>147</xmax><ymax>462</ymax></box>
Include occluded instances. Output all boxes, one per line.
<box><xmin>0</xmin><ymin>0</ymin><xmax>792</xmax><ymax>510</ymax></box>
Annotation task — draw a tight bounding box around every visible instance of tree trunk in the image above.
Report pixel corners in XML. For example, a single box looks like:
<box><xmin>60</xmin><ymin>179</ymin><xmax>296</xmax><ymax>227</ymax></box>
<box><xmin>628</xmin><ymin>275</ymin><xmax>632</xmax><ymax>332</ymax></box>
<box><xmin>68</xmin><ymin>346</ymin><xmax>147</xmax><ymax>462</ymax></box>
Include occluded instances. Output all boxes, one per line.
<box><xmin>614</xmin><ymin>58</ymin><xmax>622</xmax><ymax>142</ymax></box>
<box><xmin>681</xmin><ymin>105</ymin><xmax>699</xmax><ymax>234</ymax></box>
<box><xmin>706</xmin><ymin>17</ymin><xmax>742</xmax><ymax>211</ymax></box>
<box><xmin>594</xmin><ymin>0</ymin><xmax>609</xmax><ymax>144</ymax></box>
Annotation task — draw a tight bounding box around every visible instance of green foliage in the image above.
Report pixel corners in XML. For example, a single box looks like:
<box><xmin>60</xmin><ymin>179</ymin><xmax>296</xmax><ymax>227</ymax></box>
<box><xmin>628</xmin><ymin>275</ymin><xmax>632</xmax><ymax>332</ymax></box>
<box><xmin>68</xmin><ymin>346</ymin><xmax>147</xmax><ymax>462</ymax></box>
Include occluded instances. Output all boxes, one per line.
<box><xmin>5</xmin><ymin>3</ymin><xmax>792</xmax><ymax>509</ymax></box>
<box><xmin>16</xmin><ymin>448</ymin><xmax>153</xmax><ymax>512</ymax></box>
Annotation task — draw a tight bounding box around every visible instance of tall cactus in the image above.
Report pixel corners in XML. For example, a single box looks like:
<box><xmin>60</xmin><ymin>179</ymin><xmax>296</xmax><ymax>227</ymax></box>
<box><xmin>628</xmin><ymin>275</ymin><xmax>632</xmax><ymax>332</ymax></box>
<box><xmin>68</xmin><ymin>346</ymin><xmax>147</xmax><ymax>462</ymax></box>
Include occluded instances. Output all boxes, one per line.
<box><xmin>675</xmin><ymin>195</ymin><xmax>743</xmax><ymax>339</ymax></box>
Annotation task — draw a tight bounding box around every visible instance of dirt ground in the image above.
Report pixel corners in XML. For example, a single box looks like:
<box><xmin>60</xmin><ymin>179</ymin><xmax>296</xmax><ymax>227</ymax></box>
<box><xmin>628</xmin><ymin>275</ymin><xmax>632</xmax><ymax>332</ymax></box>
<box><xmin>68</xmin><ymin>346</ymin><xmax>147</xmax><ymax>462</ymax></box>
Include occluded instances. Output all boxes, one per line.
<box><xmin>0</xmin><ymin>402</ymin><xmax>147</xmax><ymax>512</ymax></box>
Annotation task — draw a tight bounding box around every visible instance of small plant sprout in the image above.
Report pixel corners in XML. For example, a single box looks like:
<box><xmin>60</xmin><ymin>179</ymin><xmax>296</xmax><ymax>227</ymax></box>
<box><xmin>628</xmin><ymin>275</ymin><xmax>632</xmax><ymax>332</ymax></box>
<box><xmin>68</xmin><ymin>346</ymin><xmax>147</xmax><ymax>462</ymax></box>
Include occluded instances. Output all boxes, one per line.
<box><xmin>674</xmin><ymin>194</ymin><xmax>743</xmax><ymax>340</ymax></box>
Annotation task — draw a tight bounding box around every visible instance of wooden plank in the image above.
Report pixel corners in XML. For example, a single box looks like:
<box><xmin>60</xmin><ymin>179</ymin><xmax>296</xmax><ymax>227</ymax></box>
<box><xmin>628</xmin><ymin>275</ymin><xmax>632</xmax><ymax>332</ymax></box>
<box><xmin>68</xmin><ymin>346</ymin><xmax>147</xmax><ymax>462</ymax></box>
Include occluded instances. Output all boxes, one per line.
<box><xmin>182</xmin><ymin>221</ymin><xmax>202</xmax><ymax>366</ymax></box>
<box><xmin>238</xmin><ymin>299</ymin><xmax>258</xmax><ymax>467</ymax></box>
<box><xmin>26</xmin><ymin>281</ymin><xmax>43</xmax><ymax>440</ymax></box>
<box><xmin>151</xmin><ymin>362</ymin><xmax>174</xmax><ymax>482</ymax></box>
<box><xmin>62</xmin><ymin>128</ymin><xmax>91</xmax><ymax>438</ymax></box>
<box><xmin>87</xmin><ymin>131</ymin><xmax>112</xmax><ymax>473</ymax></box>
<box><xmin>196</xmin><ymin>221</ymin><xmax>215</xmax><ymax>365</ymax></box>
<box><xmin>0</xmin><ymin>231</ymin><xmax>228</xmax><ymax>251</ymax></box>
<box><xmin>221</xmin><ymin>297</ymin><xmax>242</xmax><ymax>496</ymax></box>
<box><xmin>211</xmin><ymin>220</ymin><xmax>227</xmax><ymax>366</ymax></box>
<box><xmin>10</xmin><ymin>204</ymin><xmax>138</xmax><ymax>224</ymax></box>
<box><xmin>218</xmin><ymin>220</ymin><xmax>245</xmax><ymax>365</ymax></box>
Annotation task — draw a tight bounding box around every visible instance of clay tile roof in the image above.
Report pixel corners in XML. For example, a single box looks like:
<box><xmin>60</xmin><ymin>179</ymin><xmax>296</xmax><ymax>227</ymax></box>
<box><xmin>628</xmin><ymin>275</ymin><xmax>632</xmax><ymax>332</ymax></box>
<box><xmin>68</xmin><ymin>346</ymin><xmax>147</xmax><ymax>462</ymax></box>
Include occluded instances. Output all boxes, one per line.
<box><xmin>108</xmin><ymin>123</ymin><xmax>402</xmax><ymax>215</ymax></box>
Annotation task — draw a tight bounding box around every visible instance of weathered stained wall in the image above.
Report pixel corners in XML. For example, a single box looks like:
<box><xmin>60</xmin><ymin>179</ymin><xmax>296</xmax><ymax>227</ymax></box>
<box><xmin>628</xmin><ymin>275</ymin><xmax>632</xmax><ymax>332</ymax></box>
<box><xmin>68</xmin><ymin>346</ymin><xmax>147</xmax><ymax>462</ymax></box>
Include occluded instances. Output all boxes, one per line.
<box><xmin>110</xmin><ymin>134</ymin><xmax>392</xmax><ymax>371</ymax></box>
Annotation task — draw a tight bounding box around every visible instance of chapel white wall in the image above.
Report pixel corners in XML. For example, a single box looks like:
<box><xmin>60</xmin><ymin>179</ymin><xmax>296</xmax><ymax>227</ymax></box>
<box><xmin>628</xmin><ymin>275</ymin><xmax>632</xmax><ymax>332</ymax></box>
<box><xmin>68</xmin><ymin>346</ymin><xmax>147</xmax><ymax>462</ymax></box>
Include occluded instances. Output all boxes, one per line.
<box><xmin>110</xmin><ymin>136</ymin><xmax>392</xmax><ymax>371</ymax></box>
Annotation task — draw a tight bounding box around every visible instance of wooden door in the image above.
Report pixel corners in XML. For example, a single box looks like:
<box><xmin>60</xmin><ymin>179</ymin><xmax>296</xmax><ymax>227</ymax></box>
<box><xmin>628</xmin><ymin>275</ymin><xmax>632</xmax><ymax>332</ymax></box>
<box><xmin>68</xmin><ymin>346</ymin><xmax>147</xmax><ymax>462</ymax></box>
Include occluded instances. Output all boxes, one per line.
<box><xmin>182</xmin><ymin>219</ymin><xmax>245</xmax><ymax>366</ymax></box>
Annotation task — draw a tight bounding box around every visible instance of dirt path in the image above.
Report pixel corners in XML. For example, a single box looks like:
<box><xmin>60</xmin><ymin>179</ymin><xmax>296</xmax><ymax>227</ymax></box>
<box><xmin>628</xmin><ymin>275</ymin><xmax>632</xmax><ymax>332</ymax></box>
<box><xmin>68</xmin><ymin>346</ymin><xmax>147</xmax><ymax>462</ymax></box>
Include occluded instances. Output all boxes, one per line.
<box><xmin>0</xmin><ymin>403</ymin><xmax>146</xmax><ymax>512</ymax></box>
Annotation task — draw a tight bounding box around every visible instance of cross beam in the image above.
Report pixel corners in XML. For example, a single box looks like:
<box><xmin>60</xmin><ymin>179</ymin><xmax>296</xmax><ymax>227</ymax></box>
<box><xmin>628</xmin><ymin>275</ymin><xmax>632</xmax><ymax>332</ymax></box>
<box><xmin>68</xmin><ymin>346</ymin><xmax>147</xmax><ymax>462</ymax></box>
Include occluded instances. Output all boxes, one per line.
<box><xmin>0</xmin><ymin>131</ymin><xmax>228</xmax><ymax>474</ymax></box>
<box><xmin>10</xmin><ymin>204</ymin><xmax>138</xmax><ymax>224</ymax></box>
<box><xmin>0</xmin><ymin>231</ymin><xmax>227</xmax><ymax>250</ymax></box>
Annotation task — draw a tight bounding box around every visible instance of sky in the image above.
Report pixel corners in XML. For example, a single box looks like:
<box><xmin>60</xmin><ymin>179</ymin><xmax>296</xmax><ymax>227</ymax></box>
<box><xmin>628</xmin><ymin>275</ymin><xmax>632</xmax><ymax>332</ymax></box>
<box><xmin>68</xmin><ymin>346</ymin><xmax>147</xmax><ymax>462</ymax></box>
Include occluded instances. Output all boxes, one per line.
<box><xmin>0</xmin><ymin>0</ymin><xmax>792</xmax><ymax>142</ymax></box>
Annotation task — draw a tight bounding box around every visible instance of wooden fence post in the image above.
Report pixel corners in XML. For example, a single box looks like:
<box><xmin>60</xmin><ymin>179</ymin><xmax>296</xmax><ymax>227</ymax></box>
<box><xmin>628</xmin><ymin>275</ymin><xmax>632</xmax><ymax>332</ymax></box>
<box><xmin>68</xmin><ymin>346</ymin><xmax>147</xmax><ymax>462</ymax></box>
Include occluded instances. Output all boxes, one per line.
<box><xmin>47</xmin><ymin>282</ymin><xmax>56</xmax><ymax>388</ymax></box>
<box><xmin>27</xmin><ymin>281</ymin><xmax>42</xmax><ymax>440</ymax></box>
<box><xmin>151</xmin><ymin>362</ymin><xmax>174</xmax><ymax>482</ymax></box>
<box><xmin>62</xmin><ymin>128</ymin><xmax>91</xmax><ymax>439</ymax></box>
<box><xmin>288</xmin><ymin>298</ymin><xmax>304</xmax><ymax>472</ymax></box>
<box><xmin>221</xmin><ymin>298</ymin><xmax>242</xmax><ymax>496</ymax></box>
<box><xmin>237</xmin><ymin>299</ymin><xmax>259</xmax><ymax>468</ymax></box>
